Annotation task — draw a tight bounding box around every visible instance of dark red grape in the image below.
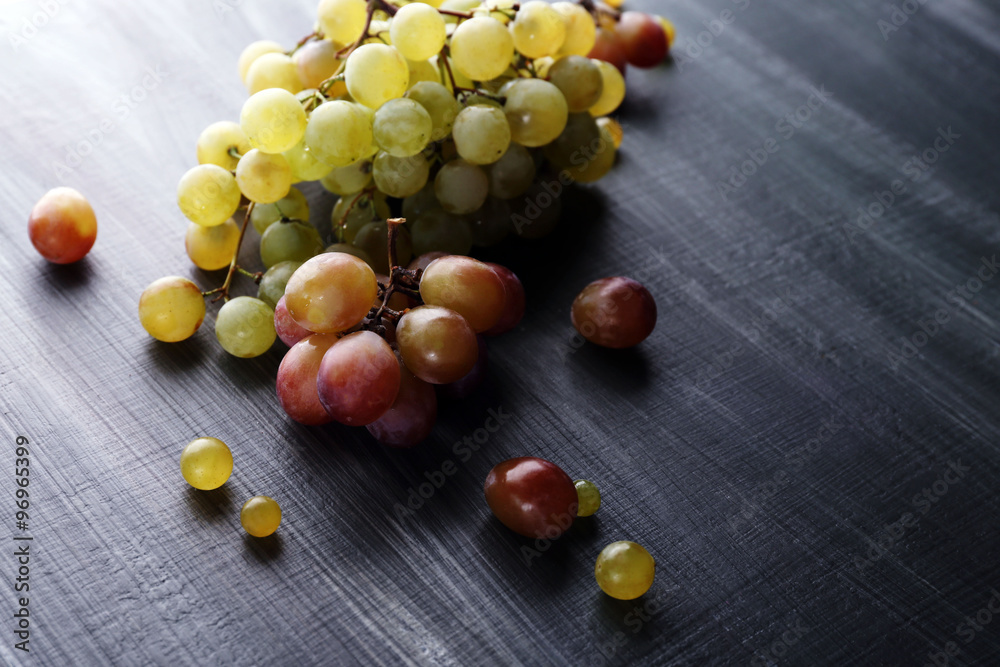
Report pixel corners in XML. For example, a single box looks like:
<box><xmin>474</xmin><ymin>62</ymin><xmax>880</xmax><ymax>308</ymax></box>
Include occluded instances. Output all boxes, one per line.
<box><xmin>483</xmin><ymin>263</ymin><xmax>525</xmax><ymax>336</ymax></box>
<box><xmin>366</xmin><ymin>364</ymin><xmax>437</xmax><ymax>447</ymax></box>
<box><xmin>571</xmin><ymin>277</ymin><xmax>657</xmax><ymax>348</ymax></box>
<box><xmin>483</xmin><ymin>457</ymin><xmax>578</xmax><ymax>539</ymax></box>
<box><xmin>616</xmin><ymin>12</ymin><xmax>668</xmax><ymax>68</ymax></box>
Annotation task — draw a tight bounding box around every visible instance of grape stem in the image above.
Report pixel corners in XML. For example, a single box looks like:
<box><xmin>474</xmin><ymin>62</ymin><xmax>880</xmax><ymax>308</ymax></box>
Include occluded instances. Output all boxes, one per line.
<box><xmin>368</xmin><ymin>218</ymin><xmax>422</xmax><ymax>330</ymax></box>
<box><xmin>287</xmin><ymin>31</ymin><xmax>319</xmax><ymax>56</ymax></box>
<box><xmin>578</xmin><ymin>0</ymin><xmax>621</xmax><ymax>21</ymax></box>
<box><xmin>204</xmin><ymin>202</ymin><xmax>254</xmax><ymax>303</ymax></box>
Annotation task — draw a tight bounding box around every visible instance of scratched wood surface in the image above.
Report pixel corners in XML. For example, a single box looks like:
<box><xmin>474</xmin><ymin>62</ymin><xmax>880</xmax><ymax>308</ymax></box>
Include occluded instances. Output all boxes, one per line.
<box><xmin>1</xmin><ymin>0</ymin><xmax>999</xmax><ymax>664</ymax></box>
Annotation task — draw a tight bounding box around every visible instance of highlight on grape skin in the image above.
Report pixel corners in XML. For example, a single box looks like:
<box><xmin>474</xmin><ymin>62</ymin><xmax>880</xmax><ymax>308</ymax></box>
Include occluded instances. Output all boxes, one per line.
<box><xmin>28</xmin><ymin>187</ymin><xmax>98</xmax><ymax>264</ymax></box>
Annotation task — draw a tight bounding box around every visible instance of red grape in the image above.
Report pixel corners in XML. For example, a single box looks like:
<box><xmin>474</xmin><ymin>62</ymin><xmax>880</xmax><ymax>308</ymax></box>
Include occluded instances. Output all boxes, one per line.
<box><xmin>396</xmin><ymin>305</ymin><xmax>478</xmax><ymax>384</ymax></box>
<box><xmin>484</xmin><ymin>457</ymin><xmax>578</xmax><ymax>539</ymax></box>
<box><xmin>366</xmin><ymin>364</ymin><xmax>437</xmax><ymax>447</ymax></box>
<box><xmin>284</xmin><ymin>252</ymin><xmax>377</xmax><ymax>333</ymax></box>
<box><xmin>588</xmin><ymin>28</ymin><xmax>628</xmax><ymax>74</ymax></box>
<box><xmin>616</xmin><ymin>12</ymin><xmax>668</xmax><ymax>68</ymax></box>
<box><xmin>571</xmin><ymin>277</ymin><xmax>657</xmax><ymax>348</ymax></box>
<box><xmin>28</xmin><ymin>187</ymin><xmax>98</xmax><ymax>264</ymax></box>
<box><xmin>274</xmin><ymin>295</ymin><xmax>313</xmax><ymax>347</ymax></box>
<box><xmin>420</xmin><ymin>256</ymin><xmax>506</xmax><ymax>332</ymax></box>
<box><xmin>317</xmin><ymin>331</ymin><xmax>401</xmax><ymax>425</ymax></box>
<box><xmin>483</xmin><ymin>263</ymin><xmax>525</xmax><ymax>336</ymax></box>
<box><xmin>407</xmin><ymin>251</ymin><xmax>448</xmax><ymax>273</ymax></box>
<box><xmin>438</xmin><ymin>336</ymin><xmax>488</xmax><ymax>400</ymax></box>
<box><xmin>276</xmin><ymin>333</ymin><xmax>339</xmax><ymax>425</ymax></box>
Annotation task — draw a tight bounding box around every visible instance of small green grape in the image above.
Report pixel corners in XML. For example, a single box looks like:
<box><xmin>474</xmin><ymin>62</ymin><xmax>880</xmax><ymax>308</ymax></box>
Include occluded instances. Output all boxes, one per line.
<box><xmin>259</xmin><ymin>221</ymin><xmax>323</xmax><ymax>268</ymax></box>
<box><xmin>257</xmin><ymin>261</ymin><xmax>303</xmax><ymax>309</ymax></box>
<box><xmin>574</xmin><ymin>479</ymin><xmax>601</xmax><ymax>517</ymax></box>
<box><xmin>241</xmin><ymin>495</ymin><xmax>282</xmax><ymax>537</ymax></box>
<box><xmin>180</xmin><ymin>437</ymin><xmax>233</xmax><ymax>490</ymax></box>
<box><xmin>251</xmin><ymin>187</ymin><xmax>310</xmax><ymax>235</ymax></box>
<box><xmin>215</xmin><ymin>296</ymin><xmax>276</xmax><ymax>358</ymax></box>
<box><xmin>594</xmin><ymin>541</ymin><xmax>656</xmax><ymax>600</ymax></box>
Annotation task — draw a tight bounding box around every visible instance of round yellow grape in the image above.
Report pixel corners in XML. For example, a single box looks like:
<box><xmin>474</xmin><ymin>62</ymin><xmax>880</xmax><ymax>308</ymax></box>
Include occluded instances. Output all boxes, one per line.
<box><xmin>595</xmin><ymin>541</ymin><xmax>656</xmax><ymax>600</ymax></box>
<box><xmin>241</xmin><ymin>496</ymin><xmax>282</xmax><ymax>537</ymax></box>
<box><xmin>185</xmin><ymin>220</ymin><xmax>240</xmax><ymax>271</ymax></box>
<box><xmin>138</xmin><ymin>276</ymin><xmax>206</xmax><ymax>342</ymax></box>
<box><xmin>177</xmin><ymin>164</ymin><xmax>242</xmax><ymax>228</ymax></box>
<box><xmin>180</xmin><ymin>437</ymin><xmax>233</xmax><ymax>490</ymax></box>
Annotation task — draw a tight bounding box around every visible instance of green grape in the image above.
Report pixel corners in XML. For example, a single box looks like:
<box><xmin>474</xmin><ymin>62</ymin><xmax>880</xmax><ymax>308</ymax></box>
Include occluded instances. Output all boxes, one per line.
<box><xmin>352</xmin><ymin>221</ymin><xmax>413</xmax><ymax>274</ymax></box>
<box><xmin>283</xmin><ymin>139</ymin><xmax>334</xmax><ymax>182</ymax></box>
<box><xmin>215</xmin><ymin>296</ymin><xmax>276</xmax><ymax>358</ymax></box>
<box><xmin>321</xmin><ymin>159</ymin><xmax>374</xmax><ymax>195</ymax></box>
<box><xmin>435</xmin><ymin>159</ymin><xmax>488</xmax><ymax>215</ymax></box>
<box><xmin>434</xmin><ymin>55</ymin><xmax>475</xmax><ymax>93</ymax></box>
<box><xmin>411</xmin><ymin>209</ymin><xmax>473</xmax><ymax>256</ymax></box>
<box><xmin>260</xmin><ymin>221</ymin><xmax>323</xmax><ymax>268</ymax></box>
<box><xmin>332</xmin><ymin>192</ymin><xmax>391</xmax><ymax>243</ymax></box>
<box><xmin>566</xmin><ymin>123</ymin><xmax>616</xmax><ymax>183</ymax></box>
<box><xmin>251</xmin><ymin>186</ymin><xmax>310</xmax><ymax>235</ymax></box>
<box><xmin>594</xmin><ymin>541</ymin><xmax>655</xmax><ymax>600</ymax></box>
<box><xmin>468</xmin><ymin>197</ymin><xmax>512</xmax><ymax>247</ymax></box>
<box><xmin>553</xmin><ymin>2</ymin><xmax>597</xmax><ymax>57</ymax></box>
<box><xmin>246</xmin><ymin>53</ymin><xmax>303</xmax><ymax>95</ymax></box>
<box><xmin>510</xmin><ymin>0</ymin><xmax>567</xmax><ymax>58</ymax></box>
<box><xmin>317</xmin><ymin>0</ymin><xmax>368</xmax><ymax>45</ymax></box>
<box><xmin>180</xmin><ymin>437</ymin><xmax>233</xmax><ymax>490</ymax></box>
<box><xmin>406</xmin><ymin>81</ymin><xmax>460</xmax><ymax>142</ymax></box>
<box><xmin>544</xmin><ymin>112</ymin><xmax>600</xmax><ymax>169</ymax></box>
<box><xmin>240</xmin><ymin>88</ymin><xmax>307</xmax><ymax>154</ymax></box>
<box><xmin>177</xmin><ymin>164</ymin><xmax>242</xmax><ymax>228</ymax></box>
<box><xmin>373</xmin><ymin>99</ymin><xmax>433</xmax><ymax>157</ymax></box>
<box><xmin>451</xmin><ymin>105</ymin><xmax>510</xmax><ymax>165</ymax></box>
<box><xmin>574</xmin><ymin>479</ymin><xmax>601</xmax><ymax>517</ymax></box>
<box><xmin>373</xmin><ymin>151</ymin><xmax>430</xmax><ymax>198</ymax></box>
<box><xmin>196</xmin><ymin>121</ymin><xmax>251</xmax><ymax>171</ymax></box>
<box><xmin>589</xmin><ymin>59</ymin><xmax>626</xmax><ymax>117</ymax></box>
<box><xmin>391</xmin><ymin>3</ymin><xmax>447</xmax><ymax>61</ymax></box>
<box><xmin>138</xmin><ymin>276</ymin><xmax>206</xmax><ymax>342</ymax></box>
<box><xmin>345</xmin><ymin>44</ymin><xmax>410</xmax><ymax>109</ymax></box>
<box><xmin>324</xmin><ymin>243</ymin><xmax>373</xmax><ymax>266</ymax></box>
<box><xmin>304</xmin><ymin>101</ymin><xmax>374</xmax><ymax>166</ymax></box>
<box><xmin>450</xmin><ymin>17</ymin><xmax>515</xmax><ymax>82</ymax></box>
<box><xmin>238</xmin><ymin>40</ymin><xmax>284</xmax><ymax>83</ymax></box>
<box><xmin>548</xmin><ymin>55</ymin><xmax>604</xmax><ymax>112</ymax></box>
<box><xmin>241</xmin><ymin>496</ymin><xmax>282</xmax><ymax>537</ymax></box>
<box><xmin>401</xmin><ymin>183</ymin><xmax>440</xmax><ymax>220</ymax></box>
<box><xmin>293</xmin><ymin>38</ymin><xmax>342</xmax><ymax>89</ymax></box>
<box><xmin>512</xmin><ymin>181</ymin><xmax>563</xmax><ymax>239</ymax></box>
<box><xmin>258</xmin><ymin>260</ymin><xmax>303</xmax><ymax>309</ymax></box>
<box><xmin>407</xmin><ymin>58</ymin><xmax>441</xmax><ymax>88</ymax></box>
<box><xmin>236</xmin><ymin>149</ymin><xmax>293</xmax><ymax>203</ymax></box>
<box><xmin>185</xmin><ymin>219</ymin><xmax>240</xmax><ymax>271</ymax></box>
<box><xmin>487</xmin><ymin>143</ymin><xmax>536</xmax><ymax>199</ymax></box>
<box><xmin>504</xmin><ymin>79</ymin><xmax>569</xmax><ymax>147</ymax></box>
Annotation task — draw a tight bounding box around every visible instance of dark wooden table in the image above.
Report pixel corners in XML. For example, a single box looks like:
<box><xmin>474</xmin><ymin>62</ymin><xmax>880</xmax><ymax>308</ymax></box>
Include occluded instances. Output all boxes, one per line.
<box><xmin>2</xmin><ymin>0</ymin><xmax>999</xmax><ymax>664</ymax></box>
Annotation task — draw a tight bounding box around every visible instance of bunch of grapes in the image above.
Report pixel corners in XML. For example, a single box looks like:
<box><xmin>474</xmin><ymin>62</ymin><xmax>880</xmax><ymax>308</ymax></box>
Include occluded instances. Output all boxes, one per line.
<box><xmin>138</xmin><ymin>0</ymin><xmax>671</xmax><ymax>445</ymax></box>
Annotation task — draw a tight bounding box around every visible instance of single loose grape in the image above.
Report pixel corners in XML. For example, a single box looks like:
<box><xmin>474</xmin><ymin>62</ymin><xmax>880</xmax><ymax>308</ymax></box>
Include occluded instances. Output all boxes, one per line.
<box><xmin>574</xmin><ymin>479</ymin><xmax>601</xmax><ymax>517</ymax></box>
<box><xmin>259</xmin><ymin>221</ymin><xmax>323</xmax><ymax>268</ymax></box>
<box><xmin>317</xmin><ymin>0</ymin><xmax>368</xmax><ymax>45</ymax></box>
<box><xmin>590</xmin><ymin>60</ymin><xmax>626</xmax><ymax>117</ymax></box>
<box><xmin>547</xmin><ymin>55</ymin><xmax>604</xmax><ymax>112</ymax></box>
<box><xmin>238</xmin><ymin>40</ymin><xmax>284</xmax><ymax>83</ymax></box>
<box><xmin>177</xmin><ymin>164</ymin><xmax>242</xmax><ymax>227</ymax></box>
<box><xmin>553</xmin><ymin>2</ymin><xmax>597</xmax><ymax>57</ymax></box>
<box><xmin>27</xmin><ymin>187</ymin><xmax>97</xmax><ymax>264</ymax></box>
<box><xmin>450</xmin><ymin>17</ymin><xmax>515</xmax><ymax>82</ymax></box>
<box><xmin>257</xmin><ymin>260</ymin><xmax>303</xmax><ymax>309</ymax></box>
<box><xmin>345</xmin><ymin>44</ymin><xmax>410</xmax><ymax>110</ymax></box>
<box><xmin>435</xmin><ymin>159</ymin><xmax>489</xmax><ymax>215</ymax></box>
<box><xmin>185</xmin><ymin>219</ymin><xmax>240</xmax><ymax>271</ymax></box>
<box><xmin>240</xmin><ymin>88</ymin><xmax>307</xmax><ymax>154</ymax></box>
<box><xmin>215</xmin><ymin>296</ymin><xmax>277</xmax><ymax>358</ymax></box>
<box><xmin>236</xmin><ymin>149</ymin><xmax>293</xmax><ymax>204</ymax></box>
<box><xmin>509</xmin><ymin>0</ymin><xmax>567</xmax><ymax>59</ymax></box>
<box><xmin>484</xmin><ymin>457</ymin><xmax>578</xmax><ymax>538</ymax></box>
<box><xmin>571</xmin><ymin>277</ymin><xmax>657</xmax><ymax>348</ymax></box>
<box><xmin>246</xmin><ymin>52</ymin><xmax>303</xmax><ymax>94</ymax></box>
<box><xmin>373</xmin><ymin>98</ymin><xmax>433</xmax><ymax>157</ymax></box>
<box><xmin>594</xmin><ymin>541</ymin><xmax>656</xmax><ymax>600</ymax></box>
<box><xmin>503</xmin><ymin>79</ymin><xmax>569</xmax><ymax>147</ymax></box>
<box><xmin>251</xmin><ymin>186</ymin><xmax>310</xmax><ymax>235</ymax></box>
<box><xmin>452</xmin><ymin>105</ymin><xmax>511</xmax><ymax>165</ymax></box>
<box><xmin>390</xmin><ymin>2</ymin><xmax>447</xmax><ymax>61</ymax></box>
<box><xmin>180</xmin><ymin>437</ymin><xmax>233</xmax><ymax>490</ymax></box>
<box><xmin>240</xmin><ymin>496</ymin><xmax>282</xmax><ymax>537</ymax></box>
<box><xmin>138</xmin><ymin>276</ymin><xmax>206</xmax><ymax>342</ymax></box>
<box><xmin>196</xmin><ymin>121</ymin><xmax>251</xmax><ymax>171</ymax></box>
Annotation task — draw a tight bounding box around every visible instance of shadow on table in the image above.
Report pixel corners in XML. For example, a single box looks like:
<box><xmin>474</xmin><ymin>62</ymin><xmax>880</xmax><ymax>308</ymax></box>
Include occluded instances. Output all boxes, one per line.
<box><xmin>185</xmin><ymin>485</ymin><xmax>233</xmax><ymax>521</ymax></box>
<box><xmin>244</xmin><ymin>533</ymin><xmax>283</xmax><ymax>562</ymax></box>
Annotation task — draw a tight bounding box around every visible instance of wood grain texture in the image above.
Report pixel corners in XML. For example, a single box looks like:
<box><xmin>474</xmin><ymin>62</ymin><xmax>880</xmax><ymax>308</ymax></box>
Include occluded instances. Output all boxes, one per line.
<box><xmin>1</xmin><ymin>0</ymin><xmax>999</xmax><ymax>665</ymax></box>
